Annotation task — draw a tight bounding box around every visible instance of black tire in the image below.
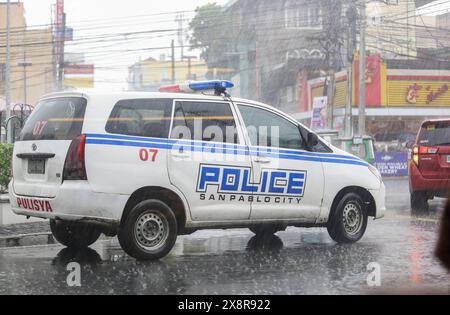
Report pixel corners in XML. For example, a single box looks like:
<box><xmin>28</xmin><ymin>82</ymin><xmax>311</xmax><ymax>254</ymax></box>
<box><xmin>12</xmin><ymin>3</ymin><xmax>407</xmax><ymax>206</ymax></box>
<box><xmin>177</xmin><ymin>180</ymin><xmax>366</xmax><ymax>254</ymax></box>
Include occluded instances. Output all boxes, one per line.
<box><xmin>118</xmin><ymin>200</ymin><xmax>177</xmax><ymax>261</ymax></box>
<box><xmin>327</xmin><ymin>192</ymin><xmax>368</xmax><ymax>244</ymax></box>
<box><xmin>249</xmin><ymin>225</ymin><xmax>282</xmax><ymax>236</ymax></box>
<box><xmin>50</xmin><ymin>220</ymin><xmax>101</xmax><ymax>249</ymax></box>
<box><xmin>411</xmin><ymin>192</ymin><xmax>429</xmax><ymax>214</ymax></box>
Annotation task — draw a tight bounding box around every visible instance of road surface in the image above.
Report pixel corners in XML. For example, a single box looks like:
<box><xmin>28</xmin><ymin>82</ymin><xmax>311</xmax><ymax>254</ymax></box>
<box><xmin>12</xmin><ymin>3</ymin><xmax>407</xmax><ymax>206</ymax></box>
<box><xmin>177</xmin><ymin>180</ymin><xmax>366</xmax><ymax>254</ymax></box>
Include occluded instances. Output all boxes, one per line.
<box><xmin>0</xmin><ymin>179</ymin><xmax>449</xmax><ymax>295</ymax></box>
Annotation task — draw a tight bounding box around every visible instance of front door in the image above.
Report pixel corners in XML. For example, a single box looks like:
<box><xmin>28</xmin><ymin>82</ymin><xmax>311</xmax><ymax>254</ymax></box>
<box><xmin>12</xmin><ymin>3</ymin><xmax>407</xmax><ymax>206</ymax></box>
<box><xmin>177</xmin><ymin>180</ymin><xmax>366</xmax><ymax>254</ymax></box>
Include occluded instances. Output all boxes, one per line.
<box><xmin>168</xmin><ymin>100</ymin><xmax>252</xmax><ymax>221</ymax></box>
<box><xmin>237</xmin><ymin>104</ymin><xmax>325</xmax><ymax>222</ymax></box>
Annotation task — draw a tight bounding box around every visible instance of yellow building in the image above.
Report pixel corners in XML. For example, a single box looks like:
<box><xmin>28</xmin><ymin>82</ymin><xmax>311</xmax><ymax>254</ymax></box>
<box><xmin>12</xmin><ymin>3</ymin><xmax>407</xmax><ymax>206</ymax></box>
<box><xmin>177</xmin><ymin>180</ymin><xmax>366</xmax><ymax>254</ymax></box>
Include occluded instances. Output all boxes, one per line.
<box><xmin>0</xmin><ymin>2</ymin><xmax>55</xmax><ymax>106</ymax></box>
<box><xmin>129</xmin><ymin>57</ymin><xmax>209</xmax><ymax>91</ymax></box>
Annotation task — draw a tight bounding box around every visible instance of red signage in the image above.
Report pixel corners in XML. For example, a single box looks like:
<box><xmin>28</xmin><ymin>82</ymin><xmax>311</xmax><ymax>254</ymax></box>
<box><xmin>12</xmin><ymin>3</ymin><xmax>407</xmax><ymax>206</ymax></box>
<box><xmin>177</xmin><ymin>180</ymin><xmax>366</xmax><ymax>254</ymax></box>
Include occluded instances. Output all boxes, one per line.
<box><xmin>55</xmin><ymin>0</ymin><xmax>65</xmax><ymax>66</ymax></box>
<box><xmin>353</xmin><ymin>55</ymin><xmax>383</xmax><ymax>107</ymax></box>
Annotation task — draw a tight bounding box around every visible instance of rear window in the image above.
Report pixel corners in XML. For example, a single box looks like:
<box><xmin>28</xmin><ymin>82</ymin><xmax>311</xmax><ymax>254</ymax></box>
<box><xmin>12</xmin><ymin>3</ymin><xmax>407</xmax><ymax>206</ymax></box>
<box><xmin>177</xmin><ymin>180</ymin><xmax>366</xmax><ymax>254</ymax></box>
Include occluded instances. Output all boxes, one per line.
<box><xmin>20</xmin><ymin>97</ymin><xmax>87</xmax><ymax>141</ymax></box>
<box><xmin>419</xmin><ymin>122</ymin><xmax>450</xmax><ymax>146</ymax></box>
<box><xmin>105</xmin><ymin>99</ymin><xmax>173</xmax><ymax>139</ymax></box>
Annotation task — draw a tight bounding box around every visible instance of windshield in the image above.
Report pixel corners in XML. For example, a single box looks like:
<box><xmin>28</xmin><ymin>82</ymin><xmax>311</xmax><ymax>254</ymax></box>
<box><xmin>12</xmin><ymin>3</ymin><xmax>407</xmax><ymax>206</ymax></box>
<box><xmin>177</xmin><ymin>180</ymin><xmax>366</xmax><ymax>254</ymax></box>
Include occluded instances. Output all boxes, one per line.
<box><xmin>419</xmin><ymin>122</ymin><xmax>450</xmax><ymax>146</ymax></box>
<box><xmin>19</xmin><ymin>97</ymin><xmax>87</xmax><ymax>141</ymax></box>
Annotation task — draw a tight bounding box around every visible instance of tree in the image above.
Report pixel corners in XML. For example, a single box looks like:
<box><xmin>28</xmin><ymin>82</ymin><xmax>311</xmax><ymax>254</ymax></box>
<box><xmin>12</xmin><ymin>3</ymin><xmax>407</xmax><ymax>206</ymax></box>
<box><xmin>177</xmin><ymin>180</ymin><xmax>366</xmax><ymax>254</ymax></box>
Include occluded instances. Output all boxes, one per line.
<box><xmin>189</xmin><ymin>3</ymin><xmax>232</xmax><ymax>65</ymax></box>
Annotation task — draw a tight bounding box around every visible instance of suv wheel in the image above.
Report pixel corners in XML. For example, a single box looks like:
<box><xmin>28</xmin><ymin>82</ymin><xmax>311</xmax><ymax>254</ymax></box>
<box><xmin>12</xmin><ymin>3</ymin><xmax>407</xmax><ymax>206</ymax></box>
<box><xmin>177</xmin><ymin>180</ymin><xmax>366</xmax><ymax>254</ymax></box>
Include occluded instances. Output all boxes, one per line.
<box><xmin>411</xmin><ymin>192</ymin><xmax>429</xmax><ymax>213</ymax></box>
<box><xmin>118</xmin><ymin>200</ymin><xmax>177</xmax><ymax>261</ymax></box>
<box><xmin>327</xmin><ymin>192</ymin><xmax>368</xmax><ymax>243</ymax></box>
<box><xmin>50</xmin><ymin>220</ymin><xmax>101</xmax><ymax>248</ymax></box>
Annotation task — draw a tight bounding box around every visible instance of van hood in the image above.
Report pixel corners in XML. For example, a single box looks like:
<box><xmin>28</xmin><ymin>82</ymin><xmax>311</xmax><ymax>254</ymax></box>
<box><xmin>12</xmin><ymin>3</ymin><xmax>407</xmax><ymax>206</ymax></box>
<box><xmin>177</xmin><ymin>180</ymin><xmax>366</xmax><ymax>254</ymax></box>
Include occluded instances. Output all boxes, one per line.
<box><xmin>331</xmin><ymin>145</ymin><xmax>367</xmax><ymax>164</ymax></box>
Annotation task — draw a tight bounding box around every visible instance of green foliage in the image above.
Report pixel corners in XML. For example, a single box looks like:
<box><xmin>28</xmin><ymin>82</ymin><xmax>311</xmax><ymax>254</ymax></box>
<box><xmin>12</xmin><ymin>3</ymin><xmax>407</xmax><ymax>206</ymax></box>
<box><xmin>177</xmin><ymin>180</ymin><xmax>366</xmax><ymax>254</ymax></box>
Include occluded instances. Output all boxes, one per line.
<box><xmin>0</xmin><ymin>144</ymin><xmax>14</xmax><ymax>192</ymax></box>
<box><xmin>189</xmin><ymin>3</ymin><xmax>232</xmax><ymax>64</ymax></box>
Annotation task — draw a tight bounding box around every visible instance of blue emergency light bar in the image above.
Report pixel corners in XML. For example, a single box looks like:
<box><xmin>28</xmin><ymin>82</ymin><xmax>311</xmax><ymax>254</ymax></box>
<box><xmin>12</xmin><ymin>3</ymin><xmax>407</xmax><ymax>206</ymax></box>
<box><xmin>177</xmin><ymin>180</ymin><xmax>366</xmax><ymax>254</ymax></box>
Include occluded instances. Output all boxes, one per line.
<box><xmin>190</xmin><ymin>80</ymin><xmax>234</xmax><ymax>91</ymax></box>
<box><xmin>159</xmin><ymin>80</ymin><xmax>234</xmax><ymax>95</ymax></box>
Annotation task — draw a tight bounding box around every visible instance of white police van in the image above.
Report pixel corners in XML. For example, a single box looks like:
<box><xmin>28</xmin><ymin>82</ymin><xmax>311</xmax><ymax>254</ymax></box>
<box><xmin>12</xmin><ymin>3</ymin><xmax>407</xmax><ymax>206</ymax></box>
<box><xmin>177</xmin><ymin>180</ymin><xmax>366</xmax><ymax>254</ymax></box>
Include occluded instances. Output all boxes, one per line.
<box><xmin>9</xmin><ymin>80</ymin><xmax>385</xmax><ymax>260</ymax></box>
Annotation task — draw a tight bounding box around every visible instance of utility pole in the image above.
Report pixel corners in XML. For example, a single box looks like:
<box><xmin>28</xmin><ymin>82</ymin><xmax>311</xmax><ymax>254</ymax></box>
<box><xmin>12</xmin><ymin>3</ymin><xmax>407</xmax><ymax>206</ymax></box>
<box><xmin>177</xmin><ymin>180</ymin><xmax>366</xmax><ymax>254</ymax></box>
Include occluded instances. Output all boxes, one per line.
<box><xmin>326</xmin><ymin>58</ymin><xmax>336</xmax><ymax>130</ymax></box>
<box><xmin>5</xmin><ymin>0</ymin><xmax>12</xmax><ymax>143</ymax></box>
<box><xmin>18</xmin><ymin>51</ymin><xmax>32</xmax><ymax>106</ymax></box>
<box><xmin>183</xmin><ymin>56</ymin><xmax>197</xmax><ymax>81</ymax></box>
<box><xmin>58</xmin><ymin>13</ymin><xmax>67</xmax><ymax>91</ymax></box>
<box><xmin>345</xmin><ymin>2</ymin><xmax>357</xmax><ymax>138</ymax></box>
<box><xmin>325</xmin><ymin>0</ymin><xmax>342</xmax><ymax>130</ymax></box>
<box><xmin>175</xmin><ymin>14</ymin><xmax>185</xmax><ymax>60</ymax></box>
<box><xmin>171</xmin><ymin>40</ymin><xmax>176</xmax><ymax>84</ymax></box>
<box><xmin>358</xmin><ymin>0</ymin><xmax>367</xmax><ymax>137</ymax></box>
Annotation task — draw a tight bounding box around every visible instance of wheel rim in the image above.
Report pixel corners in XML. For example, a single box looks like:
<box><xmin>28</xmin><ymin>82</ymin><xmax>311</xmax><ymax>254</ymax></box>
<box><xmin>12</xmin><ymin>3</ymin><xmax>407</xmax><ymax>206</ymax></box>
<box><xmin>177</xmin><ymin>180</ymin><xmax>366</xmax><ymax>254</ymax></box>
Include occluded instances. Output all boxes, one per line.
<box><xmin>343</xmin><ymin>202</ymin><xmax>363</xmax><ymax>236</ymax></box>
<box><xmin>134</xmin><ymin>210</ymin><xmax>169</xmax><ymax>251</ymax></box>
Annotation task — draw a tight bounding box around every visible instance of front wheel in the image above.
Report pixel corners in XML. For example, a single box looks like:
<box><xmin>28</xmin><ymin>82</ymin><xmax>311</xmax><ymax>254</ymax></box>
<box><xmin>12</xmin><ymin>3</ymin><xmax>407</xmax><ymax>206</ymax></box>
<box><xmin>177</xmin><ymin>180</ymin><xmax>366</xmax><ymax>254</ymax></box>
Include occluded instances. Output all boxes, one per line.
<box><xmin>118</xmin><ymin>200</ymin><xmax>177</xmax><ymax>261</ymax></box>
<box><xmin>50</xmin><ymin>220</ymin><xmax>101</xmax><ymax>249</ymax></box>
<box><xmin>327</xmin><ymin>193</ymin><xmax>368</xmax><ymax>244</ymax></box>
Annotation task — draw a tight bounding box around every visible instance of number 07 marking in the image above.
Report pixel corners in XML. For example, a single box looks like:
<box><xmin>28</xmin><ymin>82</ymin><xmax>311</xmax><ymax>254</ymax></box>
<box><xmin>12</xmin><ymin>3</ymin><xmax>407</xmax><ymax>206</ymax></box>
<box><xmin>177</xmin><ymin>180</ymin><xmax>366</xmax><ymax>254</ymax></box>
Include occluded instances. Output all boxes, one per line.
<box><xmin>139</xmin><ymin>149</ymin><xmax>159</xmax><ymax>162</ymax></box>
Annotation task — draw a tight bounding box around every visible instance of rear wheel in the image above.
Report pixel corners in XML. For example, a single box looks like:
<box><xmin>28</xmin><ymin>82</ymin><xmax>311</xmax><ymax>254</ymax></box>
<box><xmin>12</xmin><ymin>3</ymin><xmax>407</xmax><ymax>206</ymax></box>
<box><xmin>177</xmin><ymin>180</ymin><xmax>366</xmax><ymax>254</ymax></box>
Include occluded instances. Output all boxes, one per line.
<box><xmin>118</xmin><ymin>200</ymin><xmax>177</xmax><ymax>261</ymax></box>
<box><xmin>411</xmin><ymin>192</ymin><xmax>429</xmax><ymax>213</ymax></box>
<box><xmin>50</xmin><ymin>220</ymin><xmax>101</xmax><ymax>249</ymax></box>
<box><xmin>327</xmin><ymin>193</ymin><xmax>368</xmax><ymax>244</ymax></box>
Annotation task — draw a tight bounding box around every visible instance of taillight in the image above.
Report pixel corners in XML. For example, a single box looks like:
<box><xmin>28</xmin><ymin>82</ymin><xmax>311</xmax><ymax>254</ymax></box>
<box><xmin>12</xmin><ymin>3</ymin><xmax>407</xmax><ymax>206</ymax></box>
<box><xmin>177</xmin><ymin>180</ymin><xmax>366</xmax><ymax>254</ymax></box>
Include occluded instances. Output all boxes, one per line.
<box><xmin>412</xmin><ymin>145</ymin><xmax>438</xmax><ymax>166</ymax></box>
<box><xmin>419</xmin><ymin>146</ymin><xmax>438</xmax><ymax>155</ymax></box>
<box><xmin>412</xmin><ymin>145</ymin><xmax>419</xmax><ymax>166</ymax></box>
<box><xmin>63</xmin><ymin>134</ymin><xmax>87</xmax><ymax>180</ymax></box>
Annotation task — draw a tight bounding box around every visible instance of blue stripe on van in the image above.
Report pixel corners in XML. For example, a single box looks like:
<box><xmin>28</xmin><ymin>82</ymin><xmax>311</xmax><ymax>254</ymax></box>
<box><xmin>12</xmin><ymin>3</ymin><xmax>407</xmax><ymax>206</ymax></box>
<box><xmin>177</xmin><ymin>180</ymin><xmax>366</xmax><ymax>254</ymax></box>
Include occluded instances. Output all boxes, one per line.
<box><xmin>85</xmin><ymin>133</ymin><xmax>364</xmax><ymax>163</ymax></box>
<box><xmin>85</xmin><ymin>136</ymin><xmax>368</xmax><ymax>167</ymax></box>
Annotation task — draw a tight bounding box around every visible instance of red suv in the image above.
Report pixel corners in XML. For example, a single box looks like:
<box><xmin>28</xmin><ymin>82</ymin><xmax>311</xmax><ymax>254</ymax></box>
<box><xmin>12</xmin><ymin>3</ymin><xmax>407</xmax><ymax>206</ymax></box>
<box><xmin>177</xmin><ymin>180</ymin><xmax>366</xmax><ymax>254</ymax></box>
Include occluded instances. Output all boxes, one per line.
<box><xmin>410</xmin><ymin>119</ymin><xmax>450</xmax><ymax>212</ymax></box>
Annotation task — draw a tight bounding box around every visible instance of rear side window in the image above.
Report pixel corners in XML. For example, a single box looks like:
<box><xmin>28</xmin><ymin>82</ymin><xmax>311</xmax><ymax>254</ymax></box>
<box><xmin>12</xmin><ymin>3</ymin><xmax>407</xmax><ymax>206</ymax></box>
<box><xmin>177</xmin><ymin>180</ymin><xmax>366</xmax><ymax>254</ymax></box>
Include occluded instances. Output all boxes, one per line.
<box><xmin>106</xmin><ymin>99</ymin><xmax>173</xmax><ymax>139</ymax></box>
<box><xmin>20</xmin><ymin>97</ymin><xmax>87</xmax><ymax>141</ymax></box>
<box><xmin>419</xmin><ymin>122</ymin><xmax>450</xmax><ymax>146</ymax></box>
<box><xmin>171</xmin><ymin>101</ymin><xmax>238</xmax><ymax>144</ymax></box>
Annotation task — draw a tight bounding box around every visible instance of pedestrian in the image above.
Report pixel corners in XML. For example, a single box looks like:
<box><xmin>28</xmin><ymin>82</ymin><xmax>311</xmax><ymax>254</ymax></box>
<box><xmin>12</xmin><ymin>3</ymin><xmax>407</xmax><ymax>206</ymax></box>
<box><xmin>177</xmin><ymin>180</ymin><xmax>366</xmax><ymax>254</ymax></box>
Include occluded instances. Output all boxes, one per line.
<box><xmin>436</xmin><ymin>196</ymin><xmax>450</xmax><ymax>271</ymax></box>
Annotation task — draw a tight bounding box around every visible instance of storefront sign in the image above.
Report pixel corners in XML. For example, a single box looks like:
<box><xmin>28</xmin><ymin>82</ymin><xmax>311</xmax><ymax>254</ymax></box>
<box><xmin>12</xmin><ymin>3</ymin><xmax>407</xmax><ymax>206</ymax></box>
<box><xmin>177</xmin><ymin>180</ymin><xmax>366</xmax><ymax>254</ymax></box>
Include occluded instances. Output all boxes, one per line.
<box><xmin>353</xmin><ymin>54</ymin><xmax>386</xmax><ymax>107</ymax></box>
<box><xmin>406</xmin><ymin>83</ymin><xmax>449</xmax><ymax>104</ymax></box>
<box><xmin>374</xmin><ymin>152</ymin><xmax>409</xmax><ymax>177</ymax></box>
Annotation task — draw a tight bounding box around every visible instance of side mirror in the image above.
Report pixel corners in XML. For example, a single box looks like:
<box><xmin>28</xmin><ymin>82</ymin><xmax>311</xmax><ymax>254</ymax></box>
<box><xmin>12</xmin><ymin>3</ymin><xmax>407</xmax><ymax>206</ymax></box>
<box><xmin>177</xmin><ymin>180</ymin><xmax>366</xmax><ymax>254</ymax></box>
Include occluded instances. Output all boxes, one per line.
<box><xmin>306</xmin><ymin>132</ymin><xmax>319</xmax><ymax>149</ymax></box>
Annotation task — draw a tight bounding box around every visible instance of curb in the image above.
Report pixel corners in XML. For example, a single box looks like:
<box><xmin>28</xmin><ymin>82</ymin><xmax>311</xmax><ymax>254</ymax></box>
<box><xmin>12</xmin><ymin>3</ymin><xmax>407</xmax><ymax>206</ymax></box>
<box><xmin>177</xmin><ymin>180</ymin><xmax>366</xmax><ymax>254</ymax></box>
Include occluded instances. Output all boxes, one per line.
<box><xmin>0</xmin><ymin>232</ymin><xmax>55</xmax><ymax>248</ymax></box>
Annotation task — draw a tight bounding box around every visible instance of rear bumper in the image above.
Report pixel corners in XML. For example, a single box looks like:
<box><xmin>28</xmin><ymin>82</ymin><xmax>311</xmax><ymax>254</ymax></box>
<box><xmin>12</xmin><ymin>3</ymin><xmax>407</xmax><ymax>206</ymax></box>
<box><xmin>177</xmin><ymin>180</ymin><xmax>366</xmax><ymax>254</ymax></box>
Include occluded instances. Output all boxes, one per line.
<box><xmin>409</xmin><ymin>164</ymin><xmax>450</xmax><ymax>193</ymax></box>
<box><xmin>369</xmin><ymin>182</ymin><xmax>386</xmax><ymax>220</ymax></box>
<box><xmin>8</xmin><ymin>180</ymin><xmax>128</xmax><ymax>224</ymax></box>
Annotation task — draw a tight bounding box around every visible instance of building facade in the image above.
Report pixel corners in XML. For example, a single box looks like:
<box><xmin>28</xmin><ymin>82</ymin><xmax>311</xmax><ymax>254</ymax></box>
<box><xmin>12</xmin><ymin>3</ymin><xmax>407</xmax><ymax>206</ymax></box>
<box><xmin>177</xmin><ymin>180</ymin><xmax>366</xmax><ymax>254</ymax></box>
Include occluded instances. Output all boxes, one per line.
<box><xmin>0</xmin><ymin>2</ymin><xmax>55</xmax><ymax>106</ymax></box>
<box><xmin>129</xmin><ymin>57</ymin><xmax>209</xmax><ymax>91</ymax></box>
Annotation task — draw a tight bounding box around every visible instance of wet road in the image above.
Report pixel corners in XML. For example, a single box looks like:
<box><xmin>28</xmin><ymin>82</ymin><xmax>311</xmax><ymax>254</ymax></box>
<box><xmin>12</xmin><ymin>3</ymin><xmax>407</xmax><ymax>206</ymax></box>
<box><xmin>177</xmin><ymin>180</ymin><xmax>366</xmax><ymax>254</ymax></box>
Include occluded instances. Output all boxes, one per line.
<box><xmin>0</xmin><ymin>179</ymin><xmax>449</xmax><ymax>295</ymax></box>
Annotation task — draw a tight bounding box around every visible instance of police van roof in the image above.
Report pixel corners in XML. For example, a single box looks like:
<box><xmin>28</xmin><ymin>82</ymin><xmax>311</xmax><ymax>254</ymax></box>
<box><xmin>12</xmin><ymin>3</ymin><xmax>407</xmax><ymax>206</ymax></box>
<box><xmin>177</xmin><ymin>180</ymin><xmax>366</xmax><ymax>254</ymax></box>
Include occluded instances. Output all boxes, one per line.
<box><xmin>39</xmin><ymin>90</ymin><xmax>271</xmax><ymax>110</ymax></box>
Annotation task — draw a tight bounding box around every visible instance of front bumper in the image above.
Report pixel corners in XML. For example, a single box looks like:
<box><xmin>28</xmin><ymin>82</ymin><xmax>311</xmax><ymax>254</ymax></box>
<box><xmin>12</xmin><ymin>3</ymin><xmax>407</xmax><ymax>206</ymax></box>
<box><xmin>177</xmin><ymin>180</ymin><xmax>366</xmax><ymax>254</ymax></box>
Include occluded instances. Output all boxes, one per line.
<box><xmin>8</xmin><ymin>180</ymin><xmax>128</xmax><ymax>224</ymax></box>
<box><xmin>370</xmin><ymin>181</ymin><xmax>386</xmax><ymax>220</ymax></box>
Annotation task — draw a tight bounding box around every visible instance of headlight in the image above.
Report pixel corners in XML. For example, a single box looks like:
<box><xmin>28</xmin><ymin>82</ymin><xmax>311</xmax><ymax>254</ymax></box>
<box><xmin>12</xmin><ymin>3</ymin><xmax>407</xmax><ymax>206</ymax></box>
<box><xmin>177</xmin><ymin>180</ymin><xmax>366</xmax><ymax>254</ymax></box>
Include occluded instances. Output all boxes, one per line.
<box><xmin>368</xmin><ymin>164</ymin><xmax>382</xmax><ymax>182</ymax></box>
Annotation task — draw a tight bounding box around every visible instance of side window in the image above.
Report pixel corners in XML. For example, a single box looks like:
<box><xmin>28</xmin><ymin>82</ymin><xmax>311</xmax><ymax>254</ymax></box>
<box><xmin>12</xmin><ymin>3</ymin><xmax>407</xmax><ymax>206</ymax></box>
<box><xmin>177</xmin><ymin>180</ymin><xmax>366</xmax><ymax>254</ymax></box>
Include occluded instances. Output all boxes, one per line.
<box><xmin>171</xmin><ymin>101</ymin><xmax>238</xmax><ymax>144</ymax></box>
<box><xmin>238</xmin><ymin>105</ymin><xmax>304</xmax><ymax>150</ymax></box>
<box><xmin>106</xmin><ymin>99</ymin><xmax>173</xmax><ymax>138</ymax></box>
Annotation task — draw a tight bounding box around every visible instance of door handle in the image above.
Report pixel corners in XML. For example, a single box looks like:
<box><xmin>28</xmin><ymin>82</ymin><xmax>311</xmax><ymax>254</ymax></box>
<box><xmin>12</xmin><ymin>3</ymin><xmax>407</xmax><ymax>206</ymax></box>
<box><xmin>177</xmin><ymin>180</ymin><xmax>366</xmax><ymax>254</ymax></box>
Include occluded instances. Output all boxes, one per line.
<box><xmin>172</xmin><ymin>149</ymin><xmax>191</xmax><ymax>158</ymax></box>
<box><xmin>254</xmin><ymin>157</ymin><xmax>271</xmax><ymax>164</ymax></box>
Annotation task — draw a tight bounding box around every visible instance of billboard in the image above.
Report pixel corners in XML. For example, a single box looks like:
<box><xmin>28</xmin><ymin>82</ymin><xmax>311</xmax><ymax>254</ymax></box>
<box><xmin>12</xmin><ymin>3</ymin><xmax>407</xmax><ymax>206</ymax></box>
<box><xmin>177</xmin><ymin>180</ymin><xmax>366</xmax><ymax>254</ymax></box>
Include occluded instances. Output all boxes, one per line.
<box><xmin>374</xmin><ymin>152</ymin><xmax>409</xmax><ymax>177</ymax></box>
<box><xmin>311</xmin><ymin>96</ymin><xmax>328</xmax><ymax>131</ymax></box>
